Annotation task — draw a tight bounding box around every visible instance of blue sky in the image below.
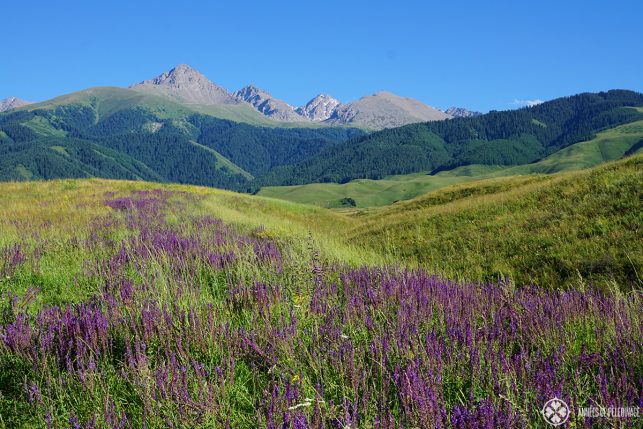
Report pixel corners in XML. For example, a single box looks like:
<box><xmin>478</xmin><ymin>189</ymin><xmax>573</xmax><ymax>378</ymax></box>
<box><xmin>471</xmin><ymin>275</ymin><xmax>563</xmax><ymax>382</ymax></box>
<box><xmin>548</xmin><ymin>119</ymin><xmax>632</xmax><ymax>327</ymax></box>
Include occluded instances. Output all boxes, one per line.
<box><xmin>3</xmin><ymin>0</ymin><xmax>642</xmax><ymax>112</ymax></box>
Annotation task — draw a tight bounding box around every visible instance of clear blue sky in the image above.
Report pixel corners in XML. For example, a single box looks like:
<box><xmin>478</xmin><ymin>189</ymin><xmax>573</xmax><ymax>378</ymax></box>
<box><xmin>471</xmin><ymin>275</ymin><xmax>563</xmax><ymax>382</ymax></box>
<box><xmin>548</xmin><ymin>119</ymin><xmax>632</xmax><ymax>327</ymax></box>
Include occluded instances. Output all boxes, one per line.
<box><xmin>3</xmin><ymin>0</ymin><xmax>642</xmax><ymax>112</ymax></box>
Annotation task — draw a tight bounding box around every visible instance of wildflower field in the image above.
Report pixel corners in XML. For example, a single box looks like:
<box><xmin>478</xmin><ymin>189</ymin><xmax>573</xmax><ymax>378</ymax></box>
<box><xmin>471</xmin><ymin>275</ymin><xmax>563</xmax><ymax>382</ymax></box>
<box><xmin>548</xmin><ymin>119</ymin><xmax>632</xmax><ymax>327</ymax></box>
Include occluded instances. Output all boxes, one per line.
<box><xmin>0</xmin><ymin>158</ymin><xmax>641</xmax><ymax>428</ymax></box>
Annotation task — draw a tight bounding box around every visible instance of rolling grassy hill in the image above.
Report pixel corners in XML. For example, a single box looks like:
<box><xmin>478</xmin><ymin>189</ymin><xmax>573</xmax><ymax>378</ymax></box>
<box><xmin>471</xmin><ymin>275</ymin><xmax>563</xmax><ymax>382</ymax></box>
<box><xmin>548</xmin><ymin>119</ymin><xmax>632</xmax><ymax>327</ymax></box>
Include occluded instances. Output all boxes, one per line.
<box><xmin>0</xmin><ymin>155</ymin><xmax>639</xmax><ymax>428</ymax></box>
<box><xmin>2</xmin><ymin>154</ymin><xmax>640</xmax><ymax>292</ymax></box>
<box><xmin>255</xmin><ymin>154</ymin><xmax>642</xmax><ymax>288</ymax></box>
<box><xmin>258</xmin><ymin>172</ymin><xmax>475</xmax><ymax>208</ymax></box>
<box><xmin>346</xmin><ymin>154</ymin><xmax>642</xmax><ymax>288</ymax></box>
<box><xmin>259</xmin><ymin>117</ymin><xmax>643</xmax><ymax>207</ymax></box>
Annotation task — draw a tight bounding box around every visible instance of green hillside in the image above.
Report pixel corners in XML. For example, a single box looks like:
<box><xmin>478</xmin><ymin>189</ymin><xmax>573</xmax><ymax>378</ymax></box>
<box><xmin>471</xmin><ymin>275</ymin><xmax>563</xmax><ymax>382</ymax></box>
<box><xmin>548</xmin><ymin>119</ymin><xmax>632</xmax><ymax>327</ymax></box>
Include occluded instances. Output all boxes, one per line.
<box><xmin>259</xmin><ymin>118</ymin><xmax>643</xmax><ymax>207</ymax></box>
<box><xmin>346</xmin><ymin>155</ymin><xmax>643</xmax><ymax>288</ymax></box>
<box><xmin>25</xmin><ymin>87</ymin><xmax>281</xmax><ymax>127</ymax></box>
<box><xmin>258</xmin><ymin>172</ymin><xmax>474</xmax><ymax>208</ymax></box>
<box><xmin>0</xmin><ymin>90</ymin><xmax>362</xmax><ymax>189</ymax></box>
<box><xmin>23</xmin><ymin>86</ymin><xmax>358</xmax><ymax>129</ymax></box>
<box><xmin>1</xmin><ymin>156</ymin><xmax>640</xmax><ymax>428</ymax></box>
<box><xmin>1</xmin><ymin>155</ymin><xmax>640</xmax><ymax>292</ymax></box>
<box><xmin>258</xmin><ymin>90</ymin><xmax>643</xmax><ymax>186</ymax></box>
<box><xmin>498</xmin><ymin>116</ymin><xmax>643</xmax><ymax>174</ymax></box>
<box><xmin>0</xmin><ymin>137</ymin><xmax>165</xmax><ymax>182</ymax></box>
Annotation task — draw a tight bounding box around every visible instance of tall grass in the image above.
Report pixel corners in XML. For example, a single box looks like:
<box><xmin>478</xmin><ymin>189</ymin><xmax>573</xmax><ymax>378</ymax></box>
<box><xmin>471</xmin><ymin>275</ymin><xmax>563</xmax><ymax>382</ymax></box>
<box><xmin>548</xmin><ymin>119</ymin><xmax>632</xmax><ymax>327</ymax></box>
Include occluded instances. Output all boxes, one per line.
<box><xmin>347</xmin><ymin>155</ymin><xmax>643</xmax><ymax>289</ymax></box>
<box><xmin>0</xmin><ymin>184</ymin><xmax>640</xmax><ymax>427</ymax></box>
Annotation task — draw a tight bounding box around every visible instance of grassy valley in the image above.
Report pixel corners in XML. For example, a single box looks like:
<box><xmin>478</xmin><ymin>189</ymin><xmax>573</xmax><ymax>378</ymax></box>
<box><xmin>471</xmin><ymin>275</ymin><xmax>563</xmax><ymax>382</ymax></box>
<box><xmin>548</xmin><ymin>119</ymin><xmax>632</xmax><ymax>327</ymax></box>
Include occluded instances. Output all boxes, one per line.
<box><xmin>259</xmin><ymin>117</ymin><xmax>643</xmax><ymax>207</ymax></box>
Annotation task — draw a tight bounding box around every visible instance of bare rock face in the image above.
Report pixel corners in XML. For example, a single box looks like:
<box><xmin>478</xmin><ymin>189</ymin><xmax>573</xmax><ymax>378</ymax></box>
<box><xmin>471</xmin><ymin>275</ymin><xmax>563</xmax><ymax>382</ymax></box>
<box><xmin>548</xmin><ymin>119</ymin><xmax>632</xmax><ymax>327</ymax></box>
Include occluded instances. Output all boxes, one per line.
<box><xmin>0</xmin><ymin>96</ymin><xmax>32</xmax><ymax>112</ymax></box>
<box><xmin>445</xmin><ymin>107</ymin><xmax>482</xmax><ymax>118</ymax></box>
<box><xmin>130</xmin><ymin>64</ymin><xmax>237</xmax><ymax>105</ymax></box>
<box><xmin>326</xmin><ymin>91</ymin><xmax>451</xmax><ymax>129</ymax></box>
<box><xmin>233</xmin><ymin>85</ymin><xmax>307</xmax><ymax>122</ymax></box>
<box><xmin>296</xmin><ymin>94</ymin><xmax>341</xmax><ymax>121</ymax></box>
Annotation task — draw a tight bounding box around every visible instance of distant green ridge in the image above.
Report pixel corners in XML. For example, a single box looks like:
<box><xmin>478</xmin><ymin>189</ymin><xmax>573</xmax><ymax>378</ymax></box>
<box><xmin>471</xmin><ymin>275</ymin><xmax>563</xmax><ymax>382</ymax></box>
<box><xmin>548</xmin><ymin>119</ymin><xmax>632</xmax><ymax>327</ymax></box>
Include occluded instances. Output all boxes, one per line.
<box><xmin>259</xmin><ymin>118</ymin><xmax>643</xmax><ymax>208</ymax></box>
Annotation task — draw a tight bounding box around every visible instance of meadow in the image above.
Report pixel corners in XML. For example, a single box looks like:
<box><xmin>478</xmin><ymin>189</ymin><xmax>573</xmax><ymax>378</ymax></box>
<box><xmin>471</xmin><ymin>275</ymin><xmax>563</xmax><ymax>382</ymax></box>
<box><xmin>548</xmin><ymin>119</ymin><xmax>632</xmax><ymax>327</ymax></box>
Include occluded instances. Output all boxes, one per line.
<box><xmin>0</xmin><ymin>156</ymin><xmax>641</xmax><ymax>427</ymax></box>
<box><xmin>259</xmin><ymin>118</ymin><xmax>643</xmax><ymax>208</ymax></box>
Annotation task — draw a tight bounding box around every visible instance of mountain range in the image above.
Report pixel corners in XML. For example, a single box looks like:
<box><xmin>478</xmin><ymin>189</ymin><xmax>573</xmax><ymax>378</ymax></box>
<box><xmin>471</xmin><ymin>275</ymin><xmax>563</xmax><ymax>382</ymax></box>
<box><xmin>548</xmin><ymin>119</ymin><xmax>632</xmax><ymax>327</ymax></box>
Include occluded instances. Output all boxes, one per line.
<box><xmin>1</xmin><ymin>64</ymin><xmax>641</xmax><ymax>200</ymax></box>
<box><xmin>129</xmin><ymin>64</ymin><xmax>451</xmax><ymax>129</ymax></box>
<box><xmin>2</xmin><ymin>64</ymin><xmax>466</xmax><ymax>130</ymax></box>
<box><xmin>257</xmin><ymin>90</ymin><xmax>643</xmax><ymax>186</ymax></box>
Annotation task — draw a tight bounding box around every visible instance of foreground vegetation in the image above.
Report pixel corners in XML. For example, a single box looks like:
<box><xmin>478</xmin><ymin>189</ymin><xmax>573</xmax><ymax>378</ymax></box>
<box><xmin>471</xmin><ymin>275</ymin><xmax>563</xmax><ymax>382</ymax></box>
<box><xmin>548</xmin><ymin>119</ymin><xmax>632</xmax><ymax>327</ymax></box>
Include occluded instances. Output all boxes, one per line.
<box><xmin>0</xmin><ymin>173</ymin><xmax>641</xmax><ymax>427</ymax></box>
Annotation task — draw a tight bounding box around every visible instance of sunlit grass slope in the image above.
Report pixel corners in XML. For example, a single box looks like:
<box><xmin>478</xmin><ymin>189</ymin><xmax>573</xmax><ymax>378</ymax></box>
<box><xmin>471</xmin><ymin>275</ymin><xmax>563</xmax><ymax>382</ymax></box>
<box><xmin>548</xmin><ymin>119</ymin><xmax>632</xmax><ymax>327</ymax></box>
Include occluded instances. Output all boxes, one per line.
<box><xmin>451</xmin><ymin>117</ymin><xmax>643</xmax><ymax>176</ymax></box>
<box><xmin>258</xmin><ymin>173</ymin><xmax>476</xmax><ymax>208</ymax></box>
<box><xmin>0</xmin><ymin>179</ymin><xmax>384</xmax><ymax>305</ymax></box>
<box><xmin>259</xmin><ymin>119</ymin><xmax>643</xmax><ymax>208</ymax></box>
<box><xmin>1</xmin><ymin>154</ymin><xmax>641</xmax><ymax>291</ymax></box>
<box><xmin>347</xmin><ymin>154</ymin><xmax>643</xmax><ymax>288</ymax></box>
<box><xmin>1</xmin><ymin>182</ymin><xmax>640</xmax><ymax>427</ymax></box>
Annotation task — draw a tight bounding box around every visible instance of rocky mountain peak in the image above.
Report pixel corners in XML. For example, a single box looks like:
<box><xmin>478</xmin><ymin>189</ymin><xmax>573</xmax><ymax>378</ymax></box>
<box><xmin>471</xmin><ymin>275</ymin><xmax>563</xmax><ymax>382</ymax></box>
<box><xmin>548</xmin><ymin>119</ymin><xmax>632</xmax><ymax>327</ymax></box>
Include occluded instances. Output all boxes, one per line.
<box><xmin>233</xmin><ymin>85</ymin><xmax>306</xmax><ymax>122</ymax></box>
<box><xmin>296</xmin><ymin>94</ymin><xmax>341</xmax><ymax>121</ymax></box>
<box><xmin>143</xmin><ymin>64</ymin><xmax>208</xmax><ymax>87</ymax></box>
<box><xmin>130</xmin><ymin>64</ymin><xmax>237</xmax><ymax>105</ymax></box>
<box><xmin>445</xmin><ymin>107</ymin><xmax>482</xmax><ymax>118</ymax></box>
<box><xmin>325</xmin><ymin>91</ymin><xmax>451</xmax><ymax>129</ymax></box>
<box><xmin>0</xmin><ymin>96</ymin><xmax>32</xmax><ymax>112</ymax></box>
<box><xmin>233</xmin><ymin>84</ymin><xmax>270</xmax><ymax>101</ymax></box>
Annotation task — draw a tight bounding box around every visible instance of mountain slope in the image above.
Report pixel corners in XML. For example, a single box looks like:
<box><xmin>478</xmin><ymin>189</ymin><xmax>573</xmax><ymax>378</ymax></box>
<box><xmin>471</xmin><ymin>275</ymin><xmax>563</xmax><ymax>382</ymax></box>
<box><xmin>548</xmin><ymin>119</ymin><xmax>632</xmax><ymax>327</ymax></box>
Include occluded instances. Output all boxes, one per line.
<box><xmin>258</xmin><ymin>116</ymin><xmax>643</xmax><ymax>208</ymax></box>
<box><xmin>296</xmin><ymin>94</ymin><xmax>341</xmax><ymax>121</ymax></box>
<box><xmin>455</xmin><ymin>116</ymin><xmax>643</xmax><ymax>176</ymax></box>
<box><xmin>326</xmin><ymin>91</ymin><xmax>451</xmax><ymax>129</ymax></box>
<box><xmin>0</xmin><ymin>97</ymin><xmax>32</xmax><ymax>112</ymax></box>
<box><xmin>0</xmin><ymin>89</ymin><xmax>363</xmax><ymax>188</ymax></box>
<box><xmin>127</xmin><ymin>65</ymin><xmax>288</xmax><ymax>125</ymax></box>
<box><xmin>233</xmin><ymin>85</ymin><xmax>305</xmax><ymax>122</ymax></box>
<box><xmin>0</xmin><ymin>136</ymin><xmax>164</xmax><ymax>182</ymax></box>
<box><xmin>130</xmin><ymin>64</ymin><xmax>237</xmax><ymax>105</ymax></box>
<box><xmin>257</xmin><ymin>90</ymin><xmax>643</xmax><ymax>186</ymax></box>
